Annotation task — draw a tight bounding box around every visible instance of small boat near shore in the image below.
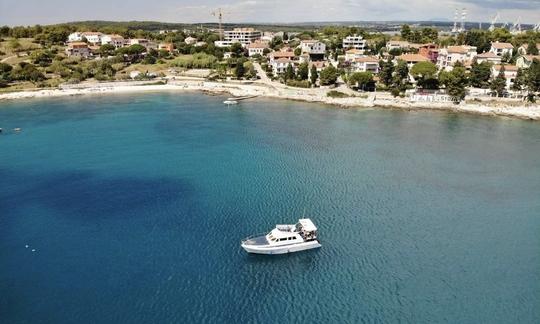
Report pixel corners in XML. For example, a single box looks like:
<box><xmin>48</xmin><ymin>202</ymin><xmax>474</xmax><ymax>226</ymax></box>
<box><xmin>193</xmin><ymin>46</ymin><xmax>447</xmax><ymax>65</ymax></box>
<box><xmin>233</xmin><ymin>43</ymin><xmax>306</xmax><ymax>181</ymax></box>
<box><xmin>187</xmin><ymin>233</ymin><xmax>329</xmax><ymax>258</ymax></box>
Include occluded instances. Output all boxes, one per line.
<box><xmin>223</xmin><ymin>100</ymin><xmax>238</xmax><ymax>105</ymax></box>
<box><xmin>241</xmin><ymin>218</ymin><xmax>321</xmax><ymax>255</ymax></box>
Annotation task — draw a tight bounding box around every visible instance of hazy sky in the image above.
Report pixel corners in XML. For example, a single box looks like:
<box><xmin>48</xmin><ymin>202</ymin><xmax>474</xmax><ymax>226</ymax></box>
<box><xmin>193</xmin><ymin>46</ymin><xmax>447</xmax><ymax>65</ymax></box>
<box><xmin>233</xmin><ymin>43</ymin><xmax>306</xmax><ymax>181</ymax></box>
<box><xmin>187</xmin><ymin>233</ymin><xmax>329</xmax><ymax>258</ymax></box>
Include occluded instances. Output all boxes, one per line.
<box><xmin>1</xmin><ymin>0</ymin><xmax>539</xmax><ymax>26</ymax></box>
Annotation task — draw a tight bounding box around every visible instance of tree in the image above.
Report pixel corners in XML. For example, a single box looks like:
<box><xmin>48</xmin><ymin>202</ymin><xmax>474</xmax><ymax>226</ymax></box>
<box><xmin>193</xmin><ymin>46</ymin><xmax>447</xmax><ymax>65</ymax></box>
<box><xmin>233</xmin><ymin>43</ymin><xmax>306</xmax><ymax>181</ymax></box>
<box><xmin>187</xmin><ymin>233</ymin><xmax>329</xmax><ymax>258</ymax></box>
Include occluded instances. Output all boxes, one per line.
<box><xmin>230</xmin><ymin>42</ymin><xmax>244</xmax><ymax>58</ymax></box>
<box><xmin>10</xmin><ymin>62</ymin><xmax>45</xmax><ymax>82</ymax></box>
<box><xmin>294</xmin><ymin>47</ymin><xmax>302</xmax><ymax>56</ymax></box>
<box><xmin>243</xmin><ymin>61</ymin><xmax>256</xmax><ymax>79</ymax></box>
<box><xmin>511</xmin><ymin>68</ymin><xmax>525</xmax><ymax>91</ymax></box>
<box><xmin>464</xmin><ymin>29</ymin><xmax>491</xmax><ymax>53</ymax></box>
<box><xmin>469</xmin><ymin>60</ymin><xmax>492</xmax><ymax>88</ymax></box>
<box><xmin>527</xmin><ymin>39</ymin><xmax>539</xmax><ymax>55</ymax></box>
<box><xmin>0</xmin><ymin>62</ymin><xmax>13</xmax><ymax>74</ymax></box>
<box><xmin>348</xmin><ymin>72</ymin><xmax>374</xmax><ymax>90</ymax></box>
<box><xmin>30</xmin><ymin>50</ymin><xmax>53</xmax><ymax>67</ymax></box>
<box><xmin>297</xmin><ymin>62</ymin><xmax>309</xmax><ymax>81</ymax></box>
<box><xmin>284</xmin><ymin>63</ymin><xmax>295</xmax><ymax>82</ymax></box>
<box><xmin>100</xmin><ymin>44</ymin><xmax>116</xmax><ymax>57</ymax></box>
<box><xmin>410</xmin><ymin>61</ymin><xmax>438</xmax><ymax>89</ymax></box>
<box><xmin>319</xmin><ymin>65</ymin><xmax>338</xmax><ymax>86</ymax></box>
<box><xmin>310</xmin><ymin>64</ymin><xmax>318</xmax><ymax>86</ymax></box>
<box><xmin>378</xmin><ymin>58</ymin><xmax>394</xmax><ymax>87</ymax></box>
<box><xmin>439</xmin><ymin>65</ymin><xmax>468</xmax><ymax>103</ymax></box>
<box><xmin>401</xmin><ymin>25</ymin><xmax>411</xmax><ymax>41</ymax></box>
<box><xmin>490</xmin><ymin>65</ymin><xmax>507</xmax><ymax>97</ymax></box>
<box><xmin>234</xmin><ymin>58</ymin><xmax>246</xmax><ymax>79</ymax></box>
<box><xmin>525</xmin><ymin>59</ymin><xmax>540</xmax><ymax>101</ymax></box>
<box><xmin>501</xmin><ymin>51</ymin><xmax>512</xmax><ymax>63</ymax></box>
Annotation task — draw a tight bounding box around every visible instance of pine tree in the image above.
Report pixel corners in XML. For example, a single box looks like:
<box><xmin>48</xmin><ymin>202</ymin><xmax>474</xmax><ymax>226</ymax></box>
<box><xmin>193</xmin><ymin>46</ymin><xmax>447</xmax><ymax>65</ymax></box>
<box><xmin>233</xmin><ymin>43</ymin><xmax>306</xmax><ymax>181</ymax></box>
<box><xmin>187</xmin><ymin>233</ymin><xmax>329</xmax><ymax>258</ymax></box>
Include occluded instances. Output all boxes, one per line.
<box><xmin>310</xmin><ymin>64</ymin><xmax>318</xmax><ymax>86</ymax></box>
<box><xmin>284</xmin><ymin>63</ymin><xmax>295</xmax><ymax>82</ymax></box>
<box><xmin>378</xmin><ymin>58</ymin><xmax>394</xmax><ymax>87</ymax></box>
<box><xmin>490</xmin><ymin>65</ymin><xmax>507</xmax><ymax>97</ymax></box>
<box><xmin>527</xmin><ymin>39</ymin><xmax>539</xmax><ymax>55</ymax></box>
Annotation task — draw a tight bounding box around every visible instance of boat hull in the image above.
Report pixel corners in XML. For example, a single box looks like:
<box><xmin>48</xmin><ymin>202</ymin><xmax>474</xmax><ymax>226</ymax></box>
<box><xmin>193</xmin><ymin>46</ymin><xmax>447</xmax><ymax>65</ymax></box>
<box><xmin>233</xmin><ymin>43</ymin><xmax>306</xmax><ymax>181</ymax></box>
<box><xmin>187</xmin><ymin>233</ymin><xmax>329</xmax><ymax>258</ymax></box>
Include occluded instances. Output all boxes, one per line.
<box><xmin>241</xmin><ymin>240</ymin><xmax>321</xmax><ymax>255</ymax></box>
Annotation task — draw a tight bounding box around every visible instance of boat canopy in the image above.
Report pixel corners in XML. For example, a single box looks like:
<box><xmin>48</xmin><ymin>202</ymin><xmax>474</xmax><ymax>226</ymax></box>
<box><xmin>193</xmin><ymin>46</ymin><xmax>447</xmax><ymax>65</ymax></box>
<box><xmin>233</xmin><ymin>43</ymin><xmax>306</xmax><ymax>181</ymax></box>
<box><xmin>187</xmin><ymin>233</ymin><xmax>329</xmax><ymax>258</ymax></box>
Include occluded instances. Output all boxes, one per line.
<box><xmin>298</xmin><ymin>218</ymin><xmax>317</xmax><ymax>232</ymax></box>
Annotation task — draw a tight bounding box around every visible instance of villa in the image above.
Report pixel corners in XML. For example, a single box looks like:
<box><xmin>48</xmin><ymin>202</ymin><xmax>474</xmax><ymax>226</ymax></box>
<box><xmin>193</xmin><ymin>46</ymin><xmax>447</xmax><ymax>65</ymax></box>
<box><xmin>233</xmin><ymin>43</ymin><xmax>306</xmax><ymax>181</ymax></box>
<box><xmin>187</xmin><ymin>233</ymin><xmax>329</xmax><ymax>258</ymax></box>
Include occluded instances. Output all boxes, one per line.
<box><xmin>351</xmin><ymin>56</ymin><xmax>380</xmax><ymax>73</ymax></box>
<box><xmin>386</xmin><ymin>40</ymin><xmax>410</xmax><ymax>51</ymax></box>
<box><xmin>437</xmin><ymin>45</ymin><xmax>477</xmax><ymax>71</ymax></box>
<box><xmin>476</xmin><ymin>52</ymin><xmax>502</xmax><ymax>65</ymax></box>
<box><xmin>516</xmin><ymin>55</ymin><xmax>540</xmax><ymax>69</ymax></box>
<box><xmin>344</xmin><ymin>49</ymin><xmax>365</xmax><ymax>62</ymax></box>
<box><xmin>184</xmin><ymin>36</ymin><xmax>197</xmax><ymax>45</ymax></box>
<box><xmin>397</xmin><ymin>53</ymin><xmax>429</xmax><ymax>68</ymax></box>
<box><xmin>489</xmin><ymin>42</ymin><xmax>514</xmax><ymax>57</ymax></box>
<box><xmin>417</xmin><ymin>44</ymin><xmax>439</xmax><ymax>63</ymax></box>
<box><xmin>81</xmin><ymin>32</ymin><xmax>104</xmax><ymax>44</ymax></box>
<box><xmin>342</xmin><ymin>35</ymin><xmax>366</xmax><ymax>52</ymax></box>
<box><xmin>158</xmin><ymin>43</ymin><xmax>175</xmax><ymax>52</ymax></box>
<box><xmin>65</xmin><ymin>42</ymin><xmax>91</xmax><ymax>58</ymax></box>
<box><xmin>491</xmin><ymin>64</ymin><xmax>518</xmax><ymax>89</ymax></box>
<box><xmin>247</xmin><ymin>42</ymin><xmax>269</xmax><ymax>57</ymax></box>
<box><xmin>101</xmin><ymin>34</ymin><xmax>125</xmax><ymax>48</ymax></box>
<box><xmin>300</xmin><ymin>40</ymin><xmax>326</xmax><ymax>61</ymax></box>
<box><xmin>272</xmin><ymin>58</ymin><xmax>294</xmax><ymax>74</ymax></box>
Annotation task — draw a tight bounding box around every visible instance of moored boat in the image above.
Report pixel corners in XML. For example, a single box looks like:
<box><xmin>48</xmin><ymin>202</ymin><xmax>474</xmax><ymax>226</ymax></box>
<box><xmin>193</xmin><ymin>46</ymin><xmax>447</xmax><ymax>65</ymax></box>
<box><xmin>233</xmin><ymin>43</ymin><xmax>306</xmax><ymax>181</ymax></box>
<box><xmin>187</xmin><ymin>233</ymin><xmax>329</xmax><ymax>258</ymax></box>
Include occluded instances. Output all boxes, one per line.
<box><xmin>241</xmin><ymin>218</ymin><xmax>321</xmax><ymax>254</ymax></box>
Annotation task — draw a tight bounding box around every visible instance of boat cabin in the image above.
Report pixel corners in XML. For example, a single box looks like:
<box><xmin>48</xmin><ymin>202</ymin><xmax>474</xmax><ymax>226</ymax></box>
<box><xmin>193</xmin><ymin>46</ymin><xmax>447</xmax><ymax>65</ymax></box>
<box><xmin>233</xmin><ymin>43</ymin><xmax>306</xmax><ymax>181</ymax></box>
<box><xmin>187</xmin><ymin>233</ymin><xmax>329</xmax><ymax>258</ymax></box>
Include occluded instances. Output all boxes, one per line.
<box><xmin>296</xmin><ymin>218</ymin><xmax>318</xmax><ymax>241</ymax></box>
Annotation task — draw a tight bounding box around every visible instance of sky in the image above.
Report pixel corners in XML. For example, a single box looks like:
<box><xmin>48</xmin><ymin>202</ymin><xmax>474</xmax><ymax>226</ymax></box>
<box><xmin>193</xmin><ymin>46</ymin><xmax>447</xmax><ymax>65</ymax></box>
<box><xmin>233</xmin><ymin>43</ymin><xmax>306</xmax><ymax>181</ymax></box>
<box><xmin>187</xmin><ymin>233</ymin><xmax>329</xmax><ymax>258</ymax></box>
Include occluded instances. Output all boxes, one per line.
<box><xmin>0</xmin><ymin>0</ymin><xmax>539</xmax><ymax>26</ymax></box>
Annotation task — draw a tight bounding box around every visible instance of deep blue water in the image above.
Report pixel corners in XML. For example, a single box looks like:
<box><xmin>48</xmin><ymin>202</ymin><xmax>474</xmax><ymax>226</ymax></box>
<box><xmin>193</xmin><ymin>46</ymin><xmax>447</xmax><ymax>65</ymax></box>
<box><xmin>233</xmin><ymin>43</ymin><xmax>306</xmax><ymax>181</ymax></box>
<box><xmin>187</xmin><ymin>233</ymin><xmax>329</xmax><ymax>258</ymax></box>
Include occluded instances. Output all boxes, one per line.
<box><xmin>1</xmin><ymin>92</ymin><xmax>539</xmax><ymax>323</ymax></box>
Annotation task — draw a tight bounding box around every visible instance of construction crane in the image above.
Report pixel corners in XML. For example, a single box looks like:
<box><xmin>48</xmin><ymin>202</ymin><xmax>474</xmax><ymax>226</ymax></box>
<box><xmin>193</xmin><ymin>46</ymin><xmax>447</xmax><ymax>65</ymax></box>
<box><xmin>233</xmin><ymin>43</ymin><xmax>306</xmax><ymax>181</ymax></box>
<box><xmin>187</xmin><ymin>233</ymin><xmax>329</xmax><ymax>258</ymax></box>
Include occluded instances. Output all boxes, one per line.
<box><xmin>489</xmin><ymin>12</ymin><xmax>499</xmax><ymax>31</ymax></box>
<box><xmin>460</xmin><ymin>8</ymin><xmax>467</xmax><ymax>32</ymax></box>
<box><xmin>211</xmin><ymin>8</ymin><xmax>229</xmax><ymax>41</ymax></box>
<box><xmin>510</xmin><ymin>17</ymin><xmax>522</xmax><ymax>34</ymax></box>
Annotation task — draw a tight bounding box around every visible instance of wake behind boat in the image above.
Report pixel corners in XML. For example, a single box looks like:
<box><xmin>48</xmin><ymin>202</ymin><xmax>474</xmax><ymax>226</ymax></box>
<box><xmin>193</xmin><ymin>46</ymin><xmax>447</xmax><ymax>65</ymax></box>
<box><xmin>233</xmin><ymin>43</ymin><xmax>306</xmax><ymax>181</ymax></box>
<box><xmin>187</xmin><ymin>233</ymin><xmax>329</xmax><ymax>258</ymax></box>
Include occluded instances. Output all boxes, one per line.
<box><xmin>241</xmin><ymin>218</ymin><xmax>321</xmax><ymax>254</ymax></box>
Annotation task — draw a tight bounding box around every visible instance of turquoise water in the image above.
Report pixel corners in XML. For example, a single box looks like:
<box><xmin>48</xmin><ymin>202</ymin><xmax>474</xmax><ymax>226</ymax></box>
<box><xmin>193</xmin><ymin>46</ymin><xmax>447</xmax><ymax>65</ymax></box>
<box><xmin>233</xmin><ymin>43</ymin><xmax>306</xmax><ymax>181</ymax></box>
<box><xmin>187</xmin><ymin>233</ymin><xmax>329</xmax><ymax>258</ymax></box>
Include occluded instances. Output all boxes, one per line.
<box><xmin>1</xmin><ymin>92</ymin><xmax>539</xmax><ymax>323</ymax></box>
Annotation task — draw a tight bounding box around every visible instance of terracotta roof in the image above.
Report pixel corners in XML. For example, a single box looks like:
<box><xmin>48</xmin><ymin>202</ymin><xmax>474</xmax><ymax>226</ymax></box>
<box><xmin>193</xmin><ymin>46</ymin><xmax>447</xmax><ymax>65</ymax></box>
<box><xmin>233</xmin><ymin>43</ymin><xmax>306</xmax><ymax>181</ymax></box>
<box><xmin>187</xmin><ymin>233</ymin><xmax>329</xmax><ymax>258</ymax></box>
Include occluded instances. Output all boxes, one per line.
<box><xmin>275</xmin><ymin>58</ymin><xmax>293</xmax><ymax>63</ymax></box>
<box><xmin>491</xmin><ymin>42</ymin><xmax>513</xmax><ymax>49</ymax></box>
<box><xmin>81</xmin><ymin>32</ymin><xmax>103</xmax><ymax>36</ymax></box>
<box><xmin>67</xmin><ymin>42</ymin><xmax>88</xmax><ymax>47</ymax></box>
<box><xmin>446</xmin><ymin>46</ymin><xmax>470</xmax><ymax>54</ymax></box>
<box><xmin>354</xmin><ymin>56</ymin><xmax>379</xmax><ymax>63</ymax></box>
<box><xmin>387</xmin><ymin>40</ymin><xmax>409</xmax><ymax>46</ymax></box>
<box><xmin>247</xmin><ymin>42</ymin><xmax>269</xmax><ymax>49</ymax></box>
<box><xmin>477</xmin><ymin>52</ymin><xmax>500</xmax><ymax>58</ymax></box>
<box><xmin>493</xmin><ymin>64</ymin><xmax>518</xmax><ymax>72</ymax></box>
<box><xmin>300</xmin><ymin>40</ymin><xmax>318</xmax><ymax>44</ymax></box>
<box><xmin>270</xmin><ymin>51</ymin><xmax>296</xmax><ymax>58</ymax></box>
<box><xmin>346</xmin><ymin>49</ymin><xmax>363</xmax><ymax>54</ymax></box>
<box><xmin>397</xmin><ymin>54</ymin><xmax>429</xmax><ymax>62</ymax></box>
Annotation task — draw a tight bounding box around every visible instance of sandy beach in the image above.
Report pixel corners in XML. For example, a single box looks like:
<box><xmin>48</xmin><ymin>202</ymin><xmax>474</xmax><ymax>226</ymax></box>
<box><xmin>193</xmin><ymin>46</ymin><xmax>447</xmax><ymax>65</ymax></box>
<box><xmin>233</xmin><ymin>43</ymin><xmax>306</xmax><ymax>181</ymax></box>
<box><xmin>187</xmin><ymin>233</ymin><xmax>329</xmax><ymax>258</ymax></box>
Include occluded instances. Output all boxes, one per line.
<box><xmin>1</xmin><ymin>79</ymin><xmax>539</xmax><ymax>120</ymax></box>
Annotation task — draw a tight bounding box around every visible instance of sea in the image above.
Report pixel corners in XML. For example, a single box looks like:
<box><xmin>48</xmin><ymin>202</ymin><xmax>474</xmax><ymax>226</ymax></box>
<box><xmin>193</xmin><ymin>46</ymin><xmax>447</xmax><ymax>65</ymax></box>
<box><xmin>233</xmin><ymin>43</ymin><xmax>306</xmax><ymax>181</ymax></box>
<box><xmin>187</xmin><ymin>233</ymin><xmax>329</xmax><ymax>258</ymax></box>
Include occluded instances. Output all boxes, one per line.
<box><xmin>1</xmin><ymin>92</ymin><xmax>539</xmax><ymax>323</ymax></box>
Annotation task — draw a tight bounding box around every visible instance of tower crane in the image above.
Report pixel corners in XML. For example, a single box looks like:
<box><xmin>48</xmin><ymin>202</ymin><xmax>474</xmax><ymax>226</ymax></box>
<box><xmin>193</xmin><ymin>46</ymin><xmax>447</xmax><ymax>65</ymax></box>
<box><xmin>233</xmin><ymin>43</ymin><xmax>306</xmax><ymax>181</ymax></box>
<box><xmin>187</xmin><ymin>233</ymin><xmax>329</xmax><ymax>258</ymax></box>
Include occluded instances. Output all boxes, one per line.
<box><xmin>211</xmin><ymin>8</ymin><xmax>228</xmax><ymax>41</ymax></box>
<box><xmin>489</xmin><ymin>12</ymin><xmax>499</xmax><ymax>31</ymax></box>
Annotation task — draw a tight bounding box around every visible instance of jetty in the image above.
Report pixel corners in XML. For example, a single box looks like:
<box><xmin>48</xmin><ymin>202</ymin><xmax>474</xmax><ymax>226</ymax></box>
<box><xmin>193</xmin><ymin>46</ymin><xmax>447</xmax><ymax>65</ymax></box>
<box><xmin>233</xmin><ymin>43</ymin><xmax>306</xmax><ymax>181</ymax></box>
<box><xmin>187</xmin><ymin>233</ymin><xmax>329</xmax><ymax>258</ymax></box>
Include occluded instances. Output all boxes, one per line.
<box><xmin>226</xmin><ymin>95</ymin><xmax>258</xmax><ymax>102</ymax></box>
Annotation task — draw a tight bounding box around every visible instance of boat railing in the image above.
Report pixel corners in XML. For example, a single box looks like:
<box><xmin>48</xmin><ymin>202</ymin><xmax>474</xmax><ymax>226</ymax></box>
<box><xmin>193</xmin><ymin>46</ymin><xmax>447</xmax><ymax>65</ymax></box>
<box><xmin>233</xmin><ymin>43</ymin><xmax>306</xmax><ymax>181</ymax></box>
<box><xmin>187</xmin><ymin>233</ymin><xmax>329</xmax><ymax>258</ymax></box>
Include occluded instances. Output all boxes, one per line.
<box><xmin>241</xmin><ymin>232</ymin><xmax>268</xmax><ymax>243</ymax></box>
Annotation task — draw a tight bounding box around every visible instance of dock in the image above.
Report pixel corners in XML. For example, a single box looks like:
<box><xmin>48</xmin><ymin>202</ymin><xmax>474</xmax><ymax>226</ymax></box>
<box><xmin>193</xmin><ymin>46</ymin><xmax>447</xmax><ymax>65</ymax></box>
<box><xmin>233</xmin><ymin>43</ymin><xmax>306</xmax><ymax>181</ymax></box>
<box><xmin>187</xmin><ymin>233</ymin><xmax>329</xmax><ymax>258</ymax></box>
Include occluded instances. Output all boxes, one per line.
<box><xmin>226</xmin><ymin>95</ymin><xmax>258</xmax><ymax>102</ymax></box>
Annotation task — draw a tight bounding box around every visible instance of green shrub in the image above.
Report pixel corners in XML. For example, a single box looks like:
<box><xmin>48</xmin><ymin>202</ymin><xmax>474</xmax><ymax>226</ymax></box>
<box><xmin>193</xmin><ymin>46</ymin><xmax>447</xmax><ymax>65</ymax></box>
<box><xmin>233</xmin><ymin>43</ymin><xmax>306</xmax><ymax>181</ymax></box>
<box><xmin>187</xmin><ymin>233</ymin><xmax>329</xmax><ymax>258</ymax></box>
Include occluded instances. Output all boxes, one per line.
<box><xmin>286</xmin><ymin>80</ymin><xmax>310</xmax><ymax>88</ymax></box>
<box><xmin>327</xmin><ymin>90</ymin><xmax>349</xmax><ymax>98</ymax></box>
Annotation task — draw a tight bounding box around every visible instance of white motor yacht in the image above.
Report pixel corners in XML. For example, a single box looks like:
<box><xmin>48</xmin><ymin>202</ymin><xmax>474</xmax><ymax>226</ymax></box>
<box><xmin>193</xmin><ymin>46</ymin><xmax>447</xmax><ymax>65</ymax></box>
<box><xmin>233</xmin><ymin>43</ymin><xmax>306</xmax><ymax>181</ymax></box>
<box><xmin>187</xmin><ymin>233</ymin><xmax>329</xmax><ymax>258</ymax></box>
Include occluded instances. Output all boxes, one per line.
<box><xmin>241</xmin><ymin>218</ymin><xmax>321</xmax><ymax>254</ymax></box>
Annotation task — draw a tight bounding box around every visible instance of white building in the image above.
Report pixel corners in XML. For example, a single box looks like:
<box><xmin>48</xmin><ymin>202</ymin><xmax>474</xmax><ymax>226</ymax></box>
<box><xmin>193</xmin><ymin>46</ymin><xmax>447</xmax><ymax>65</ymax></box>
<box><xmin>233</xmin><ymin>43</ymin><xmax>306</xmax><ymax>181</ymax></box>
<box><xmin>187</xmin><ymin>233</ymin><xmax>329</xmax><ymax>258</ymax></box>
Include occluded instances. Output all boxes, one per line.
<box><xmin>81</xmin><ymin>32</ymin><xmax>104</xmax><ymax>44</ymax></box>
<box><xmin>300</xmin><ymin>40</ymin><xmax>326</xmax><ymax>55</ymax></box>
<box><xmin>272</xmin><ymin>58</ymin><xmax>294</xmax><ymax>75</ymax></box>
<box><xmin>184</xmin><ymin>36</ymin><xmax>197</xmax><ymax>45</ymax></box>
<box><xmin>344</xmin><ymin>49</ymin><xmax>365</xmax><ymax>62</ymax></box>
<box><xmin>386</xmin><ymin>40</ymin><xmax>410</xmax><ymax>51</ymax></box>
<box><xmin>491</xmin><ymin>65</ymin><xmax>518</xmax><ymax>89</ymax></box>
<box><xmin>437</xmin><ymin>45</ymin><xmax>477</xmax><ymax>71</ymax></box>
<box><xmin>214</xmin><ymin>28</ymin><xmax>262</xmax><ymax>47</ymax></box>
<box><xmin>343</xmin><ymin>35</ymin><xmax>366</xmax><ymax>52</ymax></box>
<box><xmin>101</xmin><ymin>34</ymin><xmax>125</xmax><ymax>48</ymax></box>
<box><xmin>247</xmin><ymin>42</ymin><xmax>269</xmax><ymax>57</ymax></box>
<box><xmin>68</xmin><ymin>32</ymin><xmax>83</xmax><ymax>42</ymax></box>
<box><xmin>489</xmin><ymin>42</ymin><xmax>514</xmax><ymax>57</ymax></box>
<box><xmin>129</xmin><ymin>39</ymin><xmax>151</xmax><ymax>48</ymax></box>
<box><xmin>351</xmin><ymin>56</ymin><xmax>380</xmax><ymax>73</ymax></box>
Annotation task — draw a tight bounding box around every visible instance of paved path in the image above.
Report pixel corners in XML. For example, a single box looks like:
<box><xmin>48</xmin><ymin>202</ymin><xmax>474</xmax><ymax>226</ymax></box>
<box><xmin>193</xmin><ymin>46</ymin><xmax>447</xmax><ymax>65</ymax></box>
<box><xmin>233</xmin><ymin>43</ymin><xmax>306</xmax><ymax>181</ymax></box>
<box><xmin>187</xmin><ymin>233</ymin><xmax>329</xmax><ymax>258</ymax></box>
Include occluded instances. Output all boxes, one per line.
<box><xmin>1</xmin><ymin>55</ymin><xmax>16</xmax><ymax>63</ymax></box>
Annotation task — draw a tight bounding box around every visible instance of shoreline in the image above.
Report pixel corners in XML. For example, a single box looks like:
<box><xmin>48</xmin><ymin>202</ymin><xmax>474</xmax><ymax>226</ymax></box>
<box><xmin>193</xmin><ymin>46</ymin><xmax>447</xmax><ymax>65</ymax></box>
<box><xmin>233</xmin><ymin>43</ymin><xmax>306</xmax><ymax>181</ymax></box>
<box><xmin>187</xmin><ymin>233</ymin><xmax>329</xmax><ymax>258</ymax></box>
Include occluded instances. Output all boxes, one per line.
<box><xmin>1</xmin><ymin>79</ymin><xmax>539</xmax><ymax>121</ymax></box>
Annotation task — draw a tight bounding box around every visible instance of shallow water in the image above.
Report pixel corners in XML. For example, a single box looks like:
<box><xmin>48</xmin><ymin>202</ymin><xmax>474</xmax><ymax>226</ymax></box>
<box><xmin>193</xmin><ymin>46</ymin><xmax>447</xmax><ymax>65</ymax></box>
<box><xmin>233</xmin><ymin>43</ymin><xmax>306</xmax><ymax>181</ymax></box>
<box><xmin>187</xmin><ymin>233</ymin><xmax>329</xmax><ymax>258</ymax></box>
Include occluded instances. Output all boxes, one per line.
<box><xmin>1</xmin><ymin>93</ymin><xmax>539</xmax><ymax>323</ymax></box>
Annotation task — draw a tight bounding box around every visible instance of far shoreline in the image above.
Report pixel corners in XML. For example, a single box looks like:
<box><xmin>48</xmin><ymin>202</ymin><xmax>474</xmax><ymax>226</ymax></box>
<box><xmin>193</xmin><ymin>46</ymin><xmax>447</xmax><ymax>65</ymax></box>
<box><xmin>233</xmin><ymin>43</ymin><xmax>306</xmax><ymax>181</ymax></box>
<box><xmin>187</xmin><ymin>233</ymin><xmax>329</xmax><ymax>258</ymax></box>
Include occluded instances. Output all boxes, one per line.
<box><xmin>1</xmin><ymin>79</ymin><xmax>539</xmax><ymax>121</ymax></box>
